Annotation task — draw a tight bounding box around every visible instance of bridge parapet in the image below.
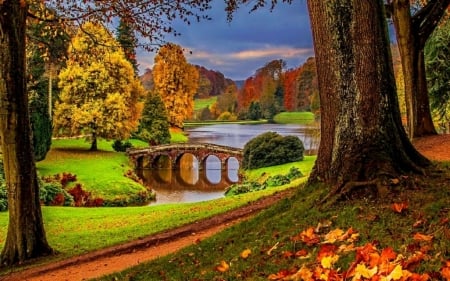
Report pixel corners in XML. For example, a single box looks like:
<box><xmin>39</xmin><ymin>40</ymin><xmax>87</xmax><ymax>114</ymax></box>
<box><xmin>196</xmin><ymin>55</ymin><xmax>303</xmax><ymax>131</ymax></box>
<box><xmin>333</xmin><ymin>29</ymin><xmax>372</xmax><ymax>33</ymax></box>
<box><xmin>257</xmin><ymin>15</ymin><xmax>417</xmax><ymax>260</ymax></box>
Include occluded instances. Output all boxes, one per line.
<box><xmin>126</xmin><ymin>143</ymin><xmax>243</xmax><ymax>170</ymax></box>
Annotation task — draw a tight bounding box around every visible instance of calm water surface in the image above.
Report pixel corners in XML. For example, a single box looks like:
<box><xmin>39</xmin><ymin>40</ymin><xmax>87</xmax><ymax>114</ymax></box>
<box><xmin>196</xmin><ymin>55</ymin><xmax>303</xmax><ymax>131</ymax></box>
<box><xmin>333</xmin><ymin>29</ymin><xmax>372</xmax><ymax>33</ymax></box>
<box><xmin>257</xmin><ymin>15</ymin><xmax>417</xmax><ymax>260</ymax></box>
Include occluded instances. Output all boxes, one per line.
<box><xmin>141</xmin><ymin>123</ymin><xmax>317</xmax><ymax>204</ymax></box>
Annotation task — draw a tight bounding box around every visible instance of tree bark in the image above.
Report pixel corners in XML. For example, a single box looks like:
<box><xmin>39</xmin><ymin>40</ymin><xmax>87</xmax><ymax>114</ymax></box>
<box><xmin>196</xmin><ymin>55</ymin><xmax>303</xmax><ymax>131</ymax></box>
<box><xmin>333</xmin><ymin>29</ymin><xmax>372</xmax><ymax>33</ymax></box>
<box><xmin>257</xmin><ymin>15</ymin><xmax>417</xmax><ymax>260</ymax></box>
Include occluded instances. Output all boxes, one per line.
<box><xmin>0</xmin><ymin>2</ymin><xmax>53</xmax><ymax>266</ymax></box>
<box><xmin>307</xmin><ymin>0</ymin><xmax>430</xmax><ymax>195</ymax></box>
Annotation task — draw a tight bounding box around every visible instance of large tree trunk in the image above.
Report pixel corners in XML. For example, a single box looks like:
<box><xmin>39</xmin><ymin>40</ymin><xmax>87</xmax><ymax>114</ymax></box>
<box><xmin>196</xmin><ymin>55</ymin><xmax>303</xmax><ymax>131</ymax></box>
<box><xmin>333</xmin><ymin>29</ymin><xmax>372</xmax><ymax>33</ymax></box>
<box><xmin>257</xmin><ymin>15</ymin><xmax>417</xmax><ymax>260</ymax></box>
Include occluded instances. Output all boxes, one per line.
<box><xmin>307</xmin><ymin>0</ymin><xmax>430</xmax><ymax>195</ymax></box>
<box><xmin>0</xmin><ymin>2</ymin><xmax>53</xmax><ymax>266</ymax></box>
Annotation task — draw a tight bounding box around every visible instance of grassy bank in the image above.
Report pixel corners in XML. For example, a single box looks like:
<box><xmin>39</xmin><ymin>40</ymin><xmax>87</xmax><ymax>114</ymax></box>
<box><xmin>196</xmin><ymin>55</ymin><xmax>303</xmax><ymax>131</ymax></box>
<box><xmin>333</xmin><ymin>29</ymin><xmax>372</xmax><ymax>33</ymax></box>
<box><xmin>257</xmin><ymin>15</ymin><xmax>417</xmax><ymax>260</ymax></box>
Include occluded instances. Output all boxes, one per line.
<box><xmin>273</xmin><ymin>111</ymin><xmax>316</xmax><ymax>124</ymax></box>
<box><xmin>98</xmin><ymin>164</ymin><xmax>450</xmax><ymax>280</ymax></box>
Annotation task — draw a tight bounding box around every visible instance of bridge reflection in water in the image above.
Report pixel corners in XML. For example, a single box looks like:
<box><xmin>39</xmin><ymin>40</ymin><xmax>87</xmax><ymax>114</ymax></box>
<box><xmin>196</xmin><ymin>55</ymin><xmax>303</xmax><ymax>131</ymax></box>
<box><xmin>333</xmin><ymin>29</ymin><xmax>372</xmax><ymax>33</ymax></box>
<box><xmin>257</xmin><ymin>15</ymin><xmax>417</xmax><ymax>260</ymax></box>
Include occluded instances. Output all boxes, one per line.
<box><xmin>137</xmin><ymin>154</ymin><xmax>240</xmax><ymax>204</ymax></box>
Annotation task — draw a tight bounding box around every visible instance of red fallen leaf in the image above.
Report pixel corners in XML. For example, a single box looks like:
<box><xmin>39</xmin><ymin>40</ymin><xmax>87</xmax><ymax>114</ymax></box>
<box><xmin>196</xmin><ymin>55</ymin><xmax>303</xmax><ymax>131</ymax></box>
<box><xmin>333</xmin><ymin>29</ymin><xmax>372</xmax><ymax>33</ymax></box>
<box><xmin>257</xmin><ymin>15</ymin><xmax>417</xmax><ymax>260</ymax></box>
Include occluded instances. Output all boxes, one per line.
<box><xmin>442</xmin><ymin>264</ymin><xmax>450</xmax><ymax>280</ymax></box>
<box><xmin>295</xmin><ymin>249</ymin><xmax>309</xmax><ymax>257</ymax></box>
<box><xmin>380</xmin><ymin>247</ymin><xmax>397</xmax><ymax>263</ymax></box>
<box><xmin>392</xmin><ymin>202</ymin><xmax>408</xmax><ymax>213</ymax></box>
<box><xmin>409</xmin><ymin>273</ymin><xmax>431</xmax><ymax>281</ymax></box>
<box><xmin>268</xmin><ymin>269</ymin><xmax>293</xmax><ymax>280</ymax></box>
<box><xmin>356</xmin><ymin>242</ymin><xmax>378</xmax><ymax>263</ymax></box>
<box><xmin>282</xmin><ymin>251</ymin><xmax>294</xmax><ymax>259</ymax></box>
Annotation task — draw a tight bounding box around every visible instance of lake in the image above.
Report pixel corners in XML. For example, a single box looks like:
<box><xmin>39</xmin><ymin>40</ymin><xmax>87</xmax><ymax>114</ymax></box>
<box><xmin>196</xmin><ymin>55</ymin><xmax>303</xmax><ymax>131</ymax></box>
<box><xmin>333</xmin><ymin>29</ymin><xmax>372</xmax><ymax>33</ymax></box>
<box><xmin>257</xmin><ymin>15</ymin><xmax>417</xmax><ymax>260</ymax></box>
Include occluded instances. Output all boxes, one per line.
<box><xmin>140</xmin><ymin>123</ymin><xmax>319</xmax><ymax>204</ymax></box>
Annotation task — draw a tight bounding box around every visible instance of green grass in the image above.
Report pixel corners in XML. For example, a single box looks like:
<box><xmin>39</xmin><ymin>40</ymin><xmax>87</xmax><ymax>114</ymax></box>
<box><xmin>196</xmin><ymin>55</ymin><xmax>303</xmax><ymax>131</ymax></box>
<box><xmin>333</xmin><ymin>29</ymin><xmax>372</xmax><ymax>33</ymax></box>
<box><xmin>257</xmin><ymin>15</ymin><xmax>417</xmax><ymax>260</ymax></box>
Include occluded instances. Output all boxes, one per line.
<box><xmin>273</xmin><ymin>111</ymin><xmax>316</xmax><ymax>124</ymax></box>
<box><xmin>37</xmin><ymin>139</ymin><xmax>146</xmax><ymax>200</ymax></box>
<box><xmin>194</xmin><ymin>97</ymin><xmax>217</xmax><ymax>111</ymax></box>
<box><xmin>245</xmin><ymin>156</ymin><xmax>316</xmax><ymax>182</ymax></box>
<box><xmin>97</xmin><ymin>164</ymin><xmax>450</xmax><ymax>280</ymax></box>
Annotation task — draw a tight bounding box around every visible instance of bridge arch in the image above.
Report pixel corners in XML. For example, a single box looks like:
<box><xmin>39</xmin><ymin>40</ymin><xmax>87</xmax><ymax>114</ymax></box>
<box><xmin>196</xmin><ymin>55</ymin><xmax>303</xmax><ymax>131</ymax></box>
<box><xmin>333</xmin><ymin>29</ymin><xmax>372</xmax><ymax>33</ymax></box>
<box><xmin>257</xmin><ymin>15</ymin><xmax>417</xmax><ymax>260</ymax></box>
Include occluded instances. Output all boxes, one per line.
<box><xmin>127</xmin><ymin>143</ymin><xmax>243</xmax><ymax>171</ymax></box>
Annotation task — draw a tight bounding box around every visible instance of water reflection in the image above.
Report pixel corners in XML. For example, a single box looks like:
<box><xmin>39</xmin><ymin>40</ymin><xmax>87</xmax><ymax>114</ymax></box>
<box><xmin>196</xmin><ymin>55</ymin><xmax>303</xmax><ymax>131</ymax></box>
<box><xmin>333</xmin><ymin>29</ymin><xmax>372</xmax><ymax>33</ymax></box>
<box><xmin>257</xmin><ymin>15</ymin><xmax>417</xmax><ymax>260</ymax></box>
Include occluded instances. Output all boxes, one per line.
<box><xmin>138</xmin><ymin>154</ymin><xmax>240</xmax><ymax>204</ymax></box>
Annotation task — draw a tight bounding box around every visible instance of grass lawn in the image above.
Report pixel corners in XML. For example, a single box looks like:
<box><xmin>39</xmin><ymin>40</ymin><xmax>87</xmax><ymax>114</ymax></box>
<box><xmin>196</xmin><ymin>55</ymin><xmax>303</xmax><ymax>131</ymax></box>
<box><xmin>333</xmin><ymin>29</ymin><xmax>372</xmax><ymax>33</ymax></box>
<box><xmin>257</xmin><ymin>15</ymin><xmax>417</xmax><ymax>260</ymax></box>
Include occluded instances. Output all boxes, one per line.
<box><xmin>98</xmin><ymin>163</ymin><xmax>450</xmax><ymax>280</ymax></box>
<box><xmin>194</xmin><ymin>96</ymin><xmax>217</xmax><ymax>111</ymax></box>
<box><xmin>273</xmin><ymin>111</ymin><xmax>316</xmax><ymax>124</ymax></box>
<box><xmin>36</xmin><ymin>139</ymin><xmax>147</xmax><ymax>201</ymax></box>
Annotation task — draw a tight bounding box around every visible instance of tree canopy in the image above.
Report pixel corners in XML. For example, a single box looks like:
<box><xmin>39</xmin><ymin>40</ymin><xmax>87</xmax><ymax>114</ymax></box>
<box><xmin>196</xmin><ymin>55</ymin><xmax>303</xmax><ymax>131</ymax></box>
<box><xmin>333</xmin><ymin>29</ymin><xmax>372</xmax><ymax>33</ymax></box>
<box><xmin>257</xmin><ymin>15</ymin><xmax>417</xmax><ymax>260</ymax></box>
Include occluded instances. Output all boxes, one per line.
<box><xmin>53</xmin><ymin>22</ymin><xmax>145</xmax><ymax>150</ymax></box>
<box><xmin>152</xmin><ymin>43</ymin><xmax>199</xmax><ymax>128</ymax></box>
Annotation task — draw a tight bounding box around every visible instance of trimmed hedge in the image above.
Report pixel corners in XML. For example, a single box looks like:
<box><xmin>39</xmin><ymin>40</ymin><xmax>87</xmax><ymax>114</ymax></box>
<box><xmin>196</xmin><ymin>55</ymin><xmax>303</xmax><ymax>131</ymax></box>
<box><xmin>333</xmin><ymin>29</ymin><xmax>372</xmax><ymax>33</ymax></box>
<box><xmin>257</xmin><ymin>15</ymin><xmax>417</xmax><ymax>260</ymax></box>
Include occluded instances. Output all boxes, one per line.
<box><xmin>242</xmin><ymin>131</ymin><xmax>304</xmax><ymax>169</ymax></box>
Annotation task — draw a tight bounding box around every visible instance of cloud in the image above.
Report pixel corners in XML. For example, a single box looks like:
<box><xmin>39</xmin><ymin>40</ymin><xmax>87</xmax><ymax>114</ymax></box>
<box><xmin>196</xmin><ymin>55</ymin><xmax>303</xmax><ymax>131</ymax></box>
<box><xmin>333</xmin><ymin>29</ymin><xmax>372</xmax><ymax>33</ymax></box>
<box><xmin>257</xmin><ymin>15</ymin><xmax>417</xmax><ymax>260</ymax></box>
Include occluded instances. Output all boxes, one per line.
<box><xmin>230</xmin><ymin>46</ymin><xmax>313</xmax><ymax>60</ymax></box>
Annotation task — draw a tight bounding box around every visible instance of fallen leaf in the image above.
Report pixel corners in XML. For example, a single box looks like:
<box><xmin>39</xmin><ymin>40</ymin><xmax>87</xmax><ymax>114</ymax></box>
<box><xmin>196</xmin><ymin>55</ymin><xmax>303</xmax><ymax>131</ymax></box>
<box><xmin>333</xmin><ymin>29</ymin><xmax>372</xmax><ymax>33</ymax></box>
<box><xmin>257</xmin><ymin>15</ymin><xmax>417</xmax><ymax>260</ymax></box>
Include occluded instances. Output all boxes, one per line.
<box><xmin>240</xmin><ymin>248</ymin><xmax>251</xmax><ymax>259</ymax></box>
<box><xmin>295</xmin><ymin>249</ymin><xmax>309</xmax><ymax>257</ymax></box>
<box><xmin>282</xmin><ymin>251</ymin><xmax>294</xmax><ymax>259</ymax></box>
<box><xmin>268</xmin><ymin>269</ymin><xmax>292</xmax><ymax>280</ymax></box>
<box><xmin>323</xmin><ymin>228</ymin><xmax>344</xmax><ymax>243</ymax></box>
<box><xmin>386</xmin><ymin>264</ymin><xmax>404</xmax><ymax>280</ymax></box>
<box><xmin>441</xmin><ymin>260</ymin><xmax>450</xmax><ymax>280</ymax></box>
<box><xmin>320</xmin><ymin>254</ymin><xmax>339</xmax><ymax>269</ymax></box>
<box><xmin>355</xmin><ymin>263</ymin><xmax>378</xmax><ymax>279</ymax></box>
<box><xmin>392</xmin><ymin>202</ymin><xmax>408</xmax><ymax>213</ymax></box>
<box><xmin>291</xmin><ymin>227</ymin><xmax>320</xmax><ymax>245</ymax></box>
<box><xmin>390</xmin><ymin>178</ymin><xmax>400</xmax><ymax>185</ymax></box>
<box><xmin>413</xmin><ymin>233</ymin><xmax>433</xmax><ymax>242</ymax></box>
<box><xmin>215</xmin><ymin>260</ymin><xmax>229</xmax><ymax>272</ymax></box>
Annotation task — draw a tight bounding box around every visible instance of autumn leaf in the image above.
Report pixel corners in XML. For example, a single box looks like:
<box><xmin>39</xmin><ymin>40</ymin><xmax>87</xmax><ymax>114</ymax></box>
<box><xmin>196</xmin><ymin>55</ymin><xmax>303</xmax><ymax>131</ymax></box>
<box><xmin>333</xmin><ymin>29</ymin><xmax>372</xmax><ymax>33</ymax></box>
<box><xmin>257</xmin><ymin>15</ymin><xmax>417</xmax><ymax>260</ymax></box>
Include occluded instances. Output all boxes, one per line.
<box><xmin>386</xmin><ymin>264</ymin><xmax>405</xmax><ymax>281</ymax></box>
<box><xmin>290</xmin><ymin>265</ymin><xmax>314</xmax><ymax>281</ymax></box>
<box><xmin>355</xmin><ymin>263</ymin><xmax>378</xmax><ymax>279</ymax></box>
<box><xmin>413</xmin><ymin>233</ymin><xmax>433</xmax><ymax>242</ymax></box>
<box><xmin>320</xmin><ymin>254</ymin><xmax>339</xmax><ymax>269</ymax></box>
<box><xmin>392</xmin><ymin>202</ymin><xmax>408</xmax><ymax>213</ymax></box>
<box><xmin>268</xmin><ymin>269</ymin><xmax>292</xmax><ymax>280</ymax></box>
<box><xmin>240</xmin><ymin>248</ymin><xmax>251</xmax><ymax>259</ymax></box>
<box><xmin>295</xmin><ymin>249</ymin><xmax>309</xmax><ymax>257</ymax></box>
<box><xmin>291</xmin><ymin>227</ymin><xmax>320</xmax><ymax>245</ymax></box>
<box><xmin>215</xmin><ymin>260</ymin><xmax>229</xmax><ymax>272</ymax></box>
<box><xmin>317</xmin><ymin>244</ymin><xmax>338</xmax><ymax>262</ymax></box>
<box><xmin>441</xmin><ymin>260</ymin><xmax>450</xmax><ymax>280</ymax></box>
<box><xmin>323</xmin><ymin>228</ymin><xmax>344</xmax><ymax>243</ymax></box>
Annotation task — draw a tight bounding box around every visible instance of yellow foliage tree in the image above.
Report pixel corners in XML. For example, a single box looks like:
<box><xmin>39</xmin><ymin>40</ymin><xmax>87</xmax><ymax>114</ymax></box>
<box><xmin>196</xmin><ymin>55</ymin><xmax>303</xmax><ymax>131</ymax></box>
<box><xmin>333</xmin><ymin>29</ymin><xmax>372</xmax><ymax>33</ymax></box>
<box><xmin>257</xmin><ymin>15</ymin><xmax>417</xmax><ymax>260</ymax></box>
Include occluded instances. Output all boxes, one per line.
<box><xmin>152</xmin><ymin>43</ymin><xmax>199</xmax><ymax>128</ymax></box>
<box><xmin>53</xmin><ymin>22</ymin><xmax>145</xmax><ymax>150</ymax></box>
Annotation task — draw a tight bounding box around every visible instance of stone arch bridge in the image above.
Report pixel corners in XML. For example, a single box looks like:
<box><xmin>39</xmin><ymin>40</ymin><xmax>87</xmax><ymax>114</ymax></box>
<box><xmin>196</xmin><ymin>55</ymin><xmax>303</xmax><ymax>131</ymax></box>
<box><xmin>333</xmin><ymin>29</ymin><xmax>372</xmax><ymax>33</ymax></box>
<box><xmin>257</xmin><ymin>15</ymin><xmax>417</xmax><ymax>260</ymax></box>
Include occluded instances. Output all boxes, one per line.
<box><xmin>126</xmin><ymin>143</ymin><xmax>243</xmax><ymax>170</ymax></box>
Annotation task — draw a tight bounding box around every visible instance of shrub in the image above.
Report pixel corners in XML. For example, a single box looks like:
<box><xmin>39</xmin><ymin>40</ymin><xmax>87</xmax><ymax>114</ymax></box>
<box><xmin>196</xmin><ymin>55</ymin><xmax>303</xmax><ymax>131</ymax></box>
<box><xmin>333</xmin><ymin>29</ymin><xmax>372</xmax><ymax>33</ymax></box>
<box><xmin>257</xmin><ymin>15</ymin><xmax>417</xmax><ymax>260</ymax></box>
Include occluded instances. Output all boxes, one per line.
<box><xmin>0</xmin><ymin>184</ymin><xmax>7</xmax><ymax>212</ymax></box>
<box><xmin>39</xmin><ymin>180</ymin><xmax>74</xmax><ymax>206</ymax></box>
<box><xmin>68</xmin><ymin>184</ymin><xmax>92</xmax><ymax>207</ymax></box>
<box><xmin>112</xmin><ymin>140</ymin><xmax>133</xmax><ymax>152</ymax></box>
<box><xmin>225</xmin><ymin>181</ymin><xmax>267</xmax><ymax>196</ymax></box>
<box><xmin>242</xmin><ymin>131</ymin><xmax>304</xmax><ymax>169</ymax></box>
<box><xmin>287</xmin><ymin>166</ymin><xmax>303</xmax><ymax>180</ymax></box>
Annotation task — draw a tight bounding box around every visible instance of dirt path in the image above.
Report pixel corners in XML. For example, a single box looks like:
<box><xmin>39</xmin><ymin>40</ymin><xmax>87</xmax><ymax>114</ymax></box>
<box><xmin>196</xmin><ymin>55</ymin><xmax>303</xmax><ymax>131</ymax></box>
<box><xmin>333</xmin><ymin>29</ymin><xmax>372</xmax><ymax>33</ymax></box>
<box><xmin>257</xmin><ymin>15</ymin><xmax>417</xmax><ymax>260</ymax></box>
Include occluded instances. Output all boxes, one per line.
<box><xmin>1</xmin><ymin>134</ymin><xmax>448</xmax><ymax>281</ymax></box>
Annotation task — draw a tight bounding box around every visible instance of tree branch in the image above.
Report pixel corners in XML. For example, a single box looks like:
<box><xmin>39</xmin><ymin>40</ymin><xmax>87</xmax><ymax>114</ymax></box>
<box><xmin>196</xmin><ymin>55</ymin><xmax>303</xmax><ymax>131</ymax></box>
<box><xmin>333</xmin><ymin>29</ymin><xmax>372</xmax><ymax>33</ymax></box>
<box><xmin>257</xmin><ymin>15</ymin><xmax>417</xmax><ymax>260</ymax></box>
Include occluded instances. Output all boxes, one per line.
<box><xmin>412</xmin><ymin>0</ymin><xmax>450</xmax><ymax>47</ymax></box>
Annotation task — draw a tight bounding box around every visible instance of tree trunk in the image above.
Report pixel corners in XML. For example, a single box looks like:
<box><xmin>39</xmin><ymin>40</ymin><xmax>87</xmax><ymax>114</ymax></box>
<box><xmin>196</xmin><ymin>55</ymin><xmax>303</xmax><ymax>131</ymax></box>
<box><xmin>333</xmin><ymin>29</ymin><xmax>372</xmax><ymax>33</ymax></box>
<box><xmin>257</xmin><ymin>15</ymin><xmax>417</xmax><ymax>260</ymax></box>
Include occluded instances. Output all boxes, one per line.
<box><xmin>390</xmin><ymin>0</ymin><xmax>445</xmax><ymax>138</ymax></box>
<box><xmin>415</xmin><ymin>49</ymin><xmax>437</xmax><ymax>136</ymax></box>
<box><xmin>306</xmin><ymin>0</ymin><xmax>430</xmax><ymax>195</ymax></box>
<box><xmin>391</xmin><ymin>0</ymin><xmax>416</xmax><ymax>138</ymax></box>
<box><xmin>0</xmin><ymin>2</ymin><xmax>53</xmax><ymax>266</ymax></box>
<box><xmin>90</xmin><ymin>131</ymin><xmax>98</xmax><ymax>151</ymax></box>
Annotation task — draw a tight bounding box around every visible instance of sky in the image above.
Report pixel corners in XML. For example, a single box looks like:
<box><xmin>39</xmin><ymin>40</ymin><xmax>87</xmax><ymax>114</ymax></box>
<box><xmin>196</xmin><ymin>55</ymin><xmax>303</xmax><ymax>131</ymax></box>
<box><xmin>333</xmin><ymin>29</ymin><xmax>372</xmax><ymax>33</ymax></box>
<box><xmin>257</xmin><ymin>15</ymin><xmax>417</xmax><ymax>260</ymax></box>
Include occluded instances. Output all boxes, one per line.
<box><xmin>136</xmin><ymin>0</ymin><xmax>314</xmax><ymax>81</ymax></box>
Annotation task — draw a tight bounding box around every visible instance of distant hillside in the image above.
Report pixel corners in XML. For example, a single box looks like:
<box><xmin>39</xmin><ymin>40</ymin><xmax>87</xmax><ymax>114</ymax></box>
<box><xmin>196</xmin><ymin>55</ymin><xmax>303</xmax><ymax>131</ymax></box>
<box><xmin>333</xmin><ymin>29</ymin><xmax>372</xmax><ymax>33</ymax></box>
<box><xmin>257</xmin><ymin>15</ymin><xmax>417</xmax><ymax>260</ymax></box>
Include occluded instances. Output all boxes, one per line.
<box><xmin>140</xmin><ymin>66</ymin><xmax>236</xmax><ymax>99</ymax></box>
<box><xmin>195</xmin><ymin>65</ymin><xmax>236</xmax><ymax>98</ymax></box>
